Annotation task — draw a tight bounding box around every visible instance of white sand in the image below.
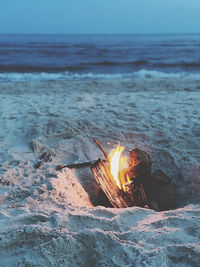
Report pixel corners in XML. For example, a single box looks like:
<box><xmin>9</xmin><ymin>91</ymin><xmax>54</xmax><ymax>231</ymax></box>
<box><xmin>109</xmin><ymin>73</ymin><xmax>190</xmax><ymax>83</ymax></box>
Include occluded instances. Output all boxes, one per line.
<box><xmin>0</xmin><ymin>78</ymin><xmax>200</xmax><ymax>266</ymax></box>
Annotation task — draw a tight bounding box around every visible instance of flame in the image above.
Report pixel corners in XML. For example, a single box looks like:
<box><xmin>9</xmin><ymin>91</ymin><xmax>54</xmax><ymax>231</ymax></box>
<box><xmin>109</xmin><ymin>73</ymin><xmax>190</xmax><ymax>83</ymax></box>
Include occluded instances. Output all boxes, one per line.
<box><xmin>108</xmin><ymin>143</ymin><xmax>131</xmax><ymax>189</ymax></box>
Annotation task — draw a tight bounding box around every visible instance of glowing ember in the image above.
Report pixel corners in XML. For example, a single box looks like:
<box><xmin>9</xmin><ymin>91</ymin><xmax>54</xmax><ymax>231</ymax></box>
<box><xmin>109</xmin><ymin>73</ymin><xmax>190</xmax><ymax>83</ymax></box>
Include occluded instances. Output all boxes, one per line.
<box><xmin>108</xmin><ymin>143</ymin><xmax>131</xmax><ymax>189</ymax></box>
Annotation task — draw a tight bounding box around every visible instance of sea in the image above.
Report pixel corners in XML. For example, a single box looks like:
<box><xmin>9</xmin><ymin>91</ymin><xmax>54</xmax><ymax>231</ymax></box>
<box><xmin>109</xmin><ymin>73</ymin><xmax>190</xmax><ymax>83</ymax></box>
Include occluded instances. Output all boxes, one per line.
<box><xmin>0</xmin><ymin>34</ymin><xmax>200</xmax><ymax>82</ymax></box>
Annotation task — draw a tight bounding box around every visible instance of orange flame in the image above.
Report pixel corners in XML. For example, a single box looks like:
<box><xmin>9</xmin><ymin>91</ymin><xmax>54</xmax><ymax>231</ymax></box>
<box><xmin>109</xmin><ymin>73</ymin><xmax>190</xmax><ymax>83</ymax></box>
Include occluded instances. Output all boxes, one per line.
<box><xmin>108</xmin><ymin>143</ymin><xmax>131</xmax><ymax>189</ymax></box>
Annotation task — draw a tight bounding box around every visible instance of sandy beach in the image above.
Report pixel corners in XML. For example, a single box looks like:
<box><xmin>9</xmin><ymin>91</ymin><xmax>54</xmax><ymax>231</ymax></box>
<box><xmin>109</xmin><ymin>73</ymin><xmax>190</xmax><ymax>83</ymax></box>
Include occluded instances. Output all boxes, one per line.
<box><xmin>0</xmin><ymin>77</ymin><xmax>200</xmax><ymax>266</ymax></box>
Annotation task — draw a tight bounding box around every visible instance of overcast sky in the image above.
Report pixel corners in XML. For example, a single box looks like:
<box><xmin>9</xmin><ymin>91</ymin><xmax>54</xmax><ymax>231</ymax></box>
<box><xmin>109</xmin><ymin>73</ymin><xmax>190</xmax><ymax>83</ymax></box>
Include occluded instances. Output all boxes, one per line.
<box><xmin>0</xmin><ymin>0</ymin><xmax>200</xmax><ymax>34</ymax></box>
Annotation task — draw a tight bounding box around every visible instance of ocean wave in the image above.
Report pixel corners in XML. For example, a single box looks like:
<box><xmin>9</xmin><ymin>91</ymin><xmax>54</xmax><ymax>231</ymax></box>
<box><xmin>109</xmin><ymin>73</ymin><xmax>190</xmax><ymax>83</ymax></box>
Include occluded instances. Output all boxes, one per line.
<box><xmin>0</xmin><ymin>43</ymin><xmax>71</xmax><ymax>49</ymax></box>
<box><xmin>0</xmin><ymin>69</ymin><xmax>200</xmax><ymax>82</ymax></box>
<box><xmin>0</xmin><ymin>65</ymin><xmax>84</xmax><ymax>73</ymax></box>
<box><xmin>160</xmin><ymin>43</ymin><xmax>200</xmax><ymax>47</ymax></box>
<box><xmin>155</xmin><ymin>62</ymin><xmax>200</xmax><ymax>68</ymax></box>
<box><xmin>1</xmin><ymin>59</ymin><xmax>200</xmax><ymax>74</ymax></box>
<box><xmin>87</xmin><ymin>60</ymin><xmax>149</xmax><ymax>66</ymax></box>
<box><xmin>0</xmin><ymin>60</ymin><xmax>149</xmax><ymax>72</ymax></box>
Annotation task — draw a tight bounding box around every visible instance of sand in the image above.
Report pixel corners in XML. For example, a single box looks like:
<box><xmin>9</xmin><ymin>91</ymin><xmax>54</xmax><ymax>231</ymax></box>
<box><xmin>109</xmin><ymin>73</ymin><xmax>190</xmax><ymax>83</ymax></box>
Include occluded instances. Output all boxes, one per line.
<box><xmin>0</xmin><ymin>77</ymin><xmax>200</xmax><ymax>266</ymax></box>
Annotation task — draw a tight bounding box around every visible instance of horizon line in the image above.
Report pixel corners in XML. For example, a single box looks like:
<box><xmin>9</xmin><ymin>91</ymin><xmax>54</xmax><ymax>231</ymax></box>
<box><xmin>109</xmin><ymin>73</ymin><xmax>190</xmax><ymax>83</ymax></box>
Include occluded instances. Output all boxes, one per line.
<box><xmin>0</xmin><ymin>32</ymin><xmax>200</xmax><ymax>35</ymax></box>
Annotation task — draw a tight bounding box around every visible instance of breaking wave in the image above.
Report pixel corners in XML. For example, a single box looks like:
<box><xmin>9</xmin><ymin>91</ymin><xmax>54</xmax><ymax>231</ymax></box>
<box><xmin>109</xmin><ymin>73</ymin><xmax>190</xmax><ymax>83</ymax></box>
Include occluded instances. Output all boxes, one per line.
<box><xmin>0</xmin><ymin>70</ymin><xmax>200</xmax><ymax>82</ymax></box>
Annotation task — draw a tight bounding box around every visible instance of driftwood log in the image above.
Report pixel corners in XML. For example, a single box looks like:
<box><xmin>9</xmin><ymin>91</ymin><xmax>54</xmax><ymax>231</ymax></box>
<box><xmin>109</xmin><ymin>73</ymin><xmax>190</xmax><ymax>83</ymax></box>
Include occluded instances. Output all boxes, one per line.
<box><xmin>56</xmin><ymin>160</ymin><xmax>96</xmax><ymax>170</ymax></box>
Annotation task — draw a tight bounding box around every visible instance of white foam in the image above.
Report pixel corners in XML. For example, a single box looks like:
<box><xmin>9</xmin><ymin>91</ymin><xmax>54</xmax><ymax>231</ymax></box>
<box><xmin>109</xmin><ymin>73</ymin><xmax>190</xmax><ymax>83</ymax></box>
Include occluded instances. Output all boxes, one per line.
<box><xmin>0</xmin><ymin>69</ymin><xmax>200</xmax><ymax>82</ymax></box>
<box><xmin>135</xmin><ymin>69</ymin><xmax>200</xmax><ymax>79</ymax></box>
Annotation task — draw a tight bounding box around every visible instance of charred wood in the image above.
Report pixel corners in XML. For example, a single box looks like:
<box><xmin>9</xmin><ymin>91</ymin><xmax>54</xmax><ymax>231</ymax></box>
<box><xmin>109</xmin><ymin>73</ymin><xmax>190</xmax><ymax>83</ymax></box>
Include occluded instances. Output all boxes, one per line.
<box><xmin>147</xmin><ymin>169</ymin><xmax>177</xmax><ymax>211</ymax></box>
<box><xmin>91</xmin><ymin>159</ymin><xmax>129</xmax><ymax>208</ymax></box>
<box><xmin>56</xmin><ymin>160</ymin><xmax>96</xmax><ymax>170</ymax></box>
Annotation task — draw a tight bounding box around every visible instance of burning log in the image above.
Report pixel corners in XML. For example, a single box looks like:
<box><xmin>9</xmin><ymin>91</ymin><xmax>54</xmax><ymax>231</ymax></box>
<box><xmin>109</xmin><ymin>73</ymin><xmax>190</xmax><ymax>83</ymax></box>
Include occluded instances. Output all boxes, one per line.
<box><xmin>91</xmin><ymin>157</ymin><xmax>150</xmax><ymax>208</ymax></box>
<box><xmin>91</xmin><ymin>159</ymin><xmax>129</xmax><ymax>208</ymax></box>
<box><xmin>129</xmin><ymin>148</ymin><xmax>152</xmax><ymax>176</ymax></box>
<box><xmin>91</xmin><ymin>140</ymin><xmax>157</xmax><ymax>209</ymax></box>
<box><xmin>121</xmin><ymin>148</ymin><xmax>159</xmax><ymax>210</ymax></box>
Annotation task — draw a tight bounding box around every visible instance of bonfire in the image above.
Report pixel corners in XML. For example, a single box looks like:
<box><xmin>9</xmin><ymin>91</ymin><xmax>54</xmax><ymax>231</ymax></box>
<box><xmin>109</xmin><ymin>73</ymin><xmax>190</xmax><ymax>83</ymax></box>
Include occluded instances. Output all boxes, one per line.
<box><xmin>57</xmin><ymin>139</ymin><xmax>177</xmax><ymax>211</ymax></box>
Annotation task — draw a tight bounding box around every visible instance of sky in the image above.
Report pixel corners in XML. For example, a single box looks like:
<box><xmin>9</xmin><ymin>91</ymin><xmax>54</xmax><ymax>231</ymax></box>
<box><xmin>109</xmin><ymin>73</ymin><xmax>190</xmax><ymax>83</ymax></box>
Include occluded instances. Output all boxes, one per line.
<box><xmin>0</xmin><ymin>0</ymin><xmax>200</xmax><ymax>34</ymax></box>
